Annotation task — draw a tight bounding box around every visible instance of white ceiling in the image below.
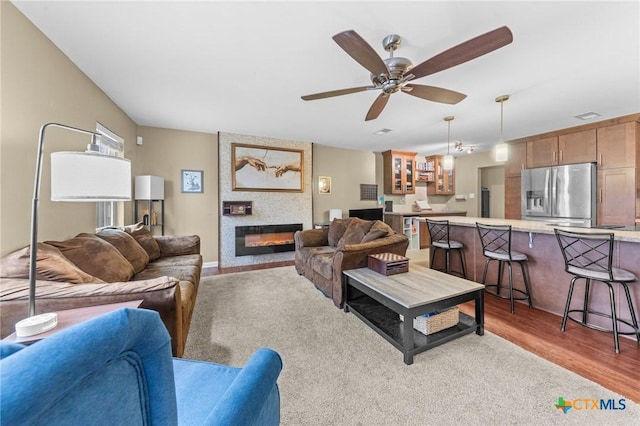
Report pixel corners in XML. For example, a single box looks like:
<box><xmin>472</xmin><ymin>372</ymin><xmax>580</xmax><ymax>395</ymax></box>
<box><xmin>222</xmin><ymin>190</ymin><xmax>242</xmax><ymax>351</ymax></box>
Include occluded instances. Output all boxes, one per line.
<box><xmin>13</xmin><ymin>1</ymin><xmax>640</xmax><ymax>156</ymax></box>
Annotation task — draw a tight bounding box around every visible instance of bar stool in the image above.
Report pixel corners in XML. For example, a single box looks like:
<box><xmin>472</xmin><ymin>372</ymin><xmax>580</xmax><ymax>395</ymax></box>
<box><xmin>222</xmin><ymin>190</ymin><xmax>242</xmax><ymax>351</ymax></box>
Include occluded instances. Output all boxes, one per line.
<box><xmin>476</xmin><ymin>222</ymin><xmax>533</xmax><ymax>313</ymax></box>
<box><xmin>554</xmin><ymin>228</ymin><xmax>640</xmax><ymax>353</ymax></box>
<box><xmin>425</xmin><ymin>218</ymin><xmax>467</xmax><ymax>278</ymax></box>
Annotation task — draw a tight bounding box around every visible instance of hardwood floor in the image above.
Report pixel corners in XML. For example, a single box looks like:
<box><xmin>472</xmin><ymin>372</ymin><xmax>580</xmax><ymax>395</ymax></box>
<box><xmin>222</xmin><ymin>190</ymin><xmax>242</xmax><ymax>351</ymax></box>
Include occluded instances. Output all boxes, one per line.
<box><xmin>459</xmin><ymin>295</ymin><xmax>640</xmax><ymax>403</ymax></box>
<box><xmin>203</xmin><ymin>263</ymin><xmax>640</xmax><ymax>403</ymax></box>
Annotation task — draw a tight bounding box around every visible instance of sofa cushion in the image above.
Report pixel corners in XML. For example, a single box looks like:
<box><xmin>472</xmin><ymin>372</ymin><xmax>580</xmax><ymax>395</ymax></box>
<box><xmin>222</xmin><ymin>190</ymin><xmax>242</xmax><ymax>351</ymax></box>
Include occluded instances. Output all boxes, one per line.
<box><xmin>96</xmin><ymin>228</ymin><xmax>150</xmax><ymax>273</ymax></box>
<box><xmin>0</xmin><ymin>243</ymin><xmax>104</xmax><ymax>284</ymax></box>
<box><xmin>311</xmin><ymin>252</ymin><xmax>334</xmax><ymax>280</ymax></box>
<box><xmin>337</xmin><ymin>218</ymin><xmax>375</xmax><ymax>250</ymax></box>
<box><xmin>133</xmin><ymin>255</ymin><xmax>202</xmax><ymax>286</ymax></box>
<box><xmin>121</xmin><ymin>222</ymin><xmax>161</xmax><ymax>261</ymax></box>
<box><xmin>361</xmin><ymin>220</ymin><xmax>394</xmax><ymax>243</ymax></box>
<box><xmin>45</xmin><ymin>235</ymin><xmax>135</xmax><ymax>283</ymax></box>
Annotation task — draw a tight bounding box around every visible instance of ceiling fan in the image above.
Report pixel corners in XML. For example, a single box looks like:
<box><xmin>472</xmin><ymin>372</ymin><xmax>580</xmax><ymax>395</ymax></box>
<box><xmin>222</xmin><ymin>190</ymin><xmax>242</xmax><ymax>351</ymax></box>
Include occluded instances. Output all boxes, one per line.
<box><xmin>301</xmin><ymin>27</ymin><xmax>513</xmax><ymax>121</ymax></box>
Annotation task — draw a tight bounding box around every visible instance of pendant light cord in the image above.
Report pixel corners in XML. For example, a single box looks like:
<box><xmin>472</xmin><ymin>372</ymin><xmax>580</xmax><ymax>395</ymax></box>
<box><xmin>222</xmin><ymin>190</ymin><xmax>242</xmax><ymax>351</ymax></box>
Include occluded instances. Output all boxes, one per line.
<box><xmin>500</xmin><ymin>99</ymin><xmax>504</xmax><ymax>143</ymax></box>
<box><xmin>447</xmin><ymin>120</ymin><xmax>451</xmax><ymax>154</ymax></box>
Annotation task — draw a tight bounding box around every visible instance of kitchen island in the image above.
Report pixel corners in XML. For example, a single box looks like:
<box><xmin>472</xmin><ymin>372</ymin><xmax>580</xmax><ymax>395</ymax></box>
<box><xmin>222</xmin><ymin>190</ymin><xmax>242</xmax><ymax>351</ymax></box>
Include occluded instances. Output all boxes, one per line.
<box><xmin>384</xmin><ymin>210</ymin><xmax>467</xmax><ymax>249</ymax></box>
<box><xmin>419</xmin><ymin>216</ymin><xmax>640</xmax><ymax>332</ymax></box>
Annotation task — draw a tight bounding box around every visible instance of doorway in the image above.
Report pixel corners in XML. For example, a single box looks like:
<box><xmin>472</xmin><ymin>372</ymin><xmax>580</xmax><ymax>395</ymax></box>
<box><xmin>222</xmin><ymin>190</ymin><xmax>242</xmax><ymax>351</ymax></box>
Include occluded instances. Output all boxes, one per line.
<box><xmin>479</xmin><ymin>166</ymin><xmax>505</xmax><ymax>219</ymax></box>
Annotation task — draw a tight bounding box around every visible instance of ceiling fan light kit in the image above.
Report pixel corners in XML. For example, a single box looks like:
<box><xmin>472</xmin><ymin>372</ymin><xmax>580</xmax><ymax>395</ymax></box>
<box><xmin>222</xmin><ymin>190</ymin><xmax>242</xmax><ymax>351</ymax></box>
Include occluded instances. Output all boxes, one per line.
<box><xmin>495</xmin><ymin>95</ymin><xmax>510</xmax><ymax>162</ymax></box>
<box><xmin>301</xmin><ymin>27</ymin><xmax>513</xmax><ymax>121</ymax></box>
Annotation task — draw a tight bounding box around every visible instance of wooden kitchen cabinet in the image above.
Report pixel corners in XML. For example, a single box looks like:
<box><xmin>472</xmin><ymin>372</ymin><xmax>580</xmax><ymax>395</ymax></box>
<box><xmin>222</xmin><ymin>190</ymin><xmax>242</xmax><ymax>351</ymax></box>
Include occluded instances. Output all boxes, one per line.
<box><xmin>597</xmin><ymin>167</ymin><xmax>636</xmax><ymax>225</ymax></box>
<box><xmin>505</xmin><ymin>141</ymin><xmax>526</xmax><ymax>177</ymax></box>
<box><xmin>526</xmin><ymin>136</ymin><xmax>558</xmax><ymax>168</ymax></box>
<box><xmin>558</xmin><ymin>129</ymin><xmax>597</xmax><ymax>164</ymax></box>
<box><xmin>425</xmin><ymin>155</ymin><xmax>455</xmax><ymax>195</ymax></box>
<box><xmin>504</xmin><ymin>176</ymin><xmax>522</xmax><ymax>220</ymax></box>
<box><xmin>382</xmin><ymin>150</ymin><xmax>416</xmax><ymax>195</ymax></box>
<box><xmin>597</xmin><ymin>122</ymin><xmax>638</xmax><ymax>169</ymax></box>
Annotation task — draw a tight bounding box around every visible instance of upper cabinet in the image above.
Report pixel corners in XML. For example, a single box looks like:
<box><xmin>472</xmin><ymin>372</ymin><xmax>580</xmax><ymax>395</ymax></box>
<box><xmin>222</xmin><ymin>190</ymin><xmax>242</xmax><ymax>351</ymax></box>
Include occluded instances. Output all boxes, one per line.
<box><xmin>382</xmin><ymin>150</ymin><xmax>416</xmax><ymax>195</ymax></box>
<box><xmin>526</xmin><ymin>130</ymin><xmax>598</xmax><ymax>168</ymax></box>
<box><xmin>505</xmin><ymin>141</ymin><xmax>527</xmax><ymax>177</ymax></box>
<box><xmin>526</xmin><ymin>136</ymin><xmax>558</xmax><ymax>168</ymax></box>
<box><xmin>597</xmin><ymin>122</ymin><xmax>638</xmax><ymax>169</ymax></box>
<box><xmin>558</xmin><ymin>129</ymin><xmax>597</xmax><ymax>165</ymax></box>
<box><xmin>425</xmin><ymin>155</ymin><xmax>455</xmax><ymax>195</ymax></box>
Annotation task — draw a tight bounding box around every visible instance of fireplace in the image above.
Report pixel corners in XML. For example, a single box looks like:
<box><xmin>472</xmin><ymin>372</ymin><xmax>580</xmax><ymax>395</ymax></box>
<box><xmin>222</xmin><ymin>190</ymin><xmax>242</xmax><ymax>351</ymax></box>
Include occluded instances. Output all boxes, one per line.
<box><xmin>235</xmin><ymin>224</ymin><xmax>303</xmax><ymax>256</ymax></box>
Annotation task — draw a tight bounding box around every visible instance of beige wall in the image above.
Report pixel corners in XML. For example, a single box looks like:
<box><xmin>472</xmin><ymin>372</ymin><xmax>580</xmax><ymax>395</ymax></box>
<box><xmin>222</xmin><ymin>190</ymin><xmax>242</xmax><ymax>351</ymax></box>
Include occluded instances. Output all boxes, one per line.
<box><xmin>312</xmin><ymin>145</ymin><xmax>379</xmax><ymax>223</ymax></box>
<box><xmin>135</xmin><ymin>127</ymin><xmax>218</xmax><ymax>263</ymax></box>
<box><xmin>1</xmin><ymin>2</ymin><xmax>138</xmax><ymax>255</ymax></box>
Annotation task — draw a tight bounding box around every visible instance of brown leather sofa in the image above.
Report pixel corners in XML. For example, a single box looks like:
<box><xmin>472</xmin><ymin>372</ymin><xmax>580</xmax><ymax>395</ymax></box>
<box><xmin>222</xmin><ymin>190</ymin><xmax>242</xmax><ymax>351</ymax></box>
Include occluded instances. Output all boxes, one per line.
<box><xmin>0</xmin><ymin>223</ymin><xmax>201</xmax><ymax>357</ymax></box>
<box><xmin>294</xmin><ymin>218</ymin><xmax>409</xmax><ymax>308</ymax></box>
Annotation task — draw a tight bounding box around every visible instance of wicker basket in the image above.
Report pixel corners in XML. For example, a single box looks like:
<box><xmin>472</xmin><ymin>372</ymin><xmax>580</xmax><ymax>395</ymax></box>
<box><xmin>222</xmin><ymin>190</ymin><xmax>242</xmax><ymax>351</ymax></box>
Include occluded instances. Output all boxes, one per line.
<box><xmin>400</xmin><ymin>306</ymin><xmax>459</xmax><ymax>335</ymax></box>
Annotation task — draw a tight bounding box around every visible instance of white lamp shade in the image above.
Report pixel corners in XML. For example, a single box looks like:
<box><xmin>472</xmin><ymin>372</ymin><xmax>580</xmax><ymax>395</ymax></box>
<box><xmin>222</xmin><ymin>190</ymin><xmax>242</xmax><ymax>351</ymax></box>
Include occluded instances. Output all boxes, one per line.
<box><xmin>51</xmin><ymin>152</ymin><xmax>131</xmax><ymax>201</ymax></box>
<box><xmin>495</xmin><ymin>143</ymin><xmax>509</xmax><ymax>162</ymax></box>
<box><xmin>442</xmin><ymin>154</ymin><xmax>454</xmax><ymax>171</ymax></box>
<box><xmin>135</xmin><ymin>175</ymin><xmax>165</xmax><ymax>200</ymax></box>
<box><xmin>329</xmin><ymin>209</ymin><xmax>342</xmax><ymax>221</ymax></box>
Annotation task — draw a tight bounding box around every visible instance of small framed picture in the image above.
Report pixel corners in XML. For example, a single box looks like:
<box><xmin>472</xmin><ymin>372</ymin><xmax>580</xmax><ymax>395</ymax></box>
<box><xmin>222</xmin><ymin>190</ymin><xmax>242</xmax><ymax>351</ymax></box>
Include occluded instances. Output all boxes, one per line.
<box><xmin>318</xmin><ymin>176</ymin><xmax>331</xmax><ymax>194</ymax></box>
<box><xmin>181</xmin><ymin>170</ymin><xmax>203</xmax><ymax>193</ymax></box>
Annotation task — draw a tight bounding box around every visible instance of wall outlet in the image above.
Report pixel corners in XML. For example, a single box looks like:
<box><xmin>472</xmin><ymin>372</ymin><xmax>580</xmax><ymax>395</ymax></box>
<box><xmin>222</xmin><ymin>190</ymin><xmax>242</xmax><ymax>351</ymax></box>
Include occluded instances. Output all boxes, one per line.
<box><xmin>469</xmin><ymin>193</ymin><xmax>475</xmax><ymax>199</ymax></box>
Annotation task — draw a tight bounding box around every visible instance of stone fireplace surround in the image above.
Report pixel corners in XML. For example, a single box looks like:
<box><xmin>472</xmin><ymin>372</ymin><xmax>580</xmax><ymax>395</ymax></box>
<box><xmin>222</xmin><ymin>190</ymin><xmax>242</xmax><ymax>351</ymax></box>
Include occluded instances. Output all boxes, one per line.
<box><xmin>218</xmin><ymin>132</ymin><xmax>313</xmax><ymax>269</ymax></box>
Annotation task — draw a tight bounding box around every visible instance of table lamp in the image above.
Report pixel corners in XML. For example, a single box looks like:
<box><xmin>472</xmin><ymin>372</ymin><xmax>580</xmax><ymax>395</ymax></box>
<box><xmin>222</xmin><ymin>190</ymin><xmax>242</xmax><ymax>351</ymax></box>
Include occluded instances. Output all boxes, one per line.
<box><xmin>15</xmin><ymin>123</ymin><xmax>131</xmax><ymax>337</ymax></box>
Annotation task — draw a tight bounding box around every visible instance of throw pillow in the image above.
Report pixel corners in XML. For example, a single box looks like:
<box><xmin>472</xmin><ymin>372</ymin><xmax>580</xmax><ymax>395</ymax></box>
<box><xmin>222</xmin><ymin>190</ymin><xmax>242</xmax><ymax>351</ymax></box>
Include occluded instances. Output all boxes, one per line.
<box><xmin>328</xmin><ymin>218</ymin><xmax>350</xmax><ymax>247</ymax></box>
<box><xmin>337</xmin><ymin>218</ymin><xmax>375</xmax><ymax>250</ymax></box>
<box><xmin>45</xmin><ymin>234</ymin><xmax>135</xmax><ymax>283</ymax></box>
<box><xmin>96</xmin><ymin>228</ymin><xmax>150</xmax><ymax>273</ymax></box>
<box><xmin>361</xmin><ymin>220</ymin><xmax>394</xmax><ymax>243</ymax></box>
<box><xmin>0</xmin><ymin>243</ymin><xmax>104</xmax><ymax>284</ymax></box>
<box><xmin>121</xmin><ymin>222</ymin><xmax>161</xmax><ymax>261</ymax></box>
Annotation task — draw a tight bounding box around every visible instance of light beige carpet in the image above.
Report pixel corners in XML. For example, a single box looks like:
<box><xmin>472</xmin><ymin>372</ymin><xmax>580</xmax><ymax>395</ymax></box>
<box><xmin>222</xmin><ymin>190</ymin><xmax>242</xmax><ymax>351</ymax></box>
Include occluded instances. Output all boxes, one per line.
<box><xmin>185</xmin><ymin>266</ymin><xmax>639</xmax><ymax>425</ymax></box>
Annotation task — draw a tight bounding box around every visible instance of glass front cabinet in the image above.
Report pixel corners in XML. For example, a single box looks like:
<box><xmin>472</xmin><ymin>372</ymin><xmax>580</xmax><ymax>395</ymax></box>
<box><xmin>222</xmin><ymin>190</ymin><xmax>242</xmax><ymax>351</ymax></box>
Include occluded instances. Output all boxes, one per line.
<box><xmin>382</xmin><ymin>150</ymin><xmax>416</xmax><ymax>195</ymax></box>
<box><xmin>425</xmin><ymin>155</ymin><xmax>455</xmax><ymax>195</ymax></box>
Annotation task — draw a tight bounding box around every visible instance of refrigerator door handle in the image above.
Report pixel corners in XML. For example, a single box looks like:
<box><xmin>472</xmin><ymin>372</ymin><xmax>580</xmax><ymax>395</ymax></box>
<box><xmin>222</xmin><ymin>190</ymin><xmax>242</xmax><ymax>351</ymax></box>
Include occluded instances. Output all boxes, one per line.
<box><xmin>545</xmin><ymin>168</ymin><xmax>553</xmax><ymax>216</ymax></box>
<box><xmin>552</xmin><ymin>167</ymin><xmax>560</xmax><ymax>216</ymax></box>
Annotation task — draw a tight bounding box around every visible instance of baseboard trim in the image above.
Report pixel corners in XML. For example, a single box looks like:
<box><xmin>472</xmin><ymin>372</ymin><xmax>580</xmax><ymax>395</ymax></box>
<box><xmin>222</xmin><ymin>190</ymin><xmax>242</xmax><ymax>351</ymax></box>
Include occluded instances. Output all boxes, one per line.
<box><xmin>217</xmin><ymin>260</ymin><xmax>295</xmax><ymax>274</ymax></box>
<box><xmin>203</xmin><ymin>261</ymin><xmax>218</xmax><ymax>268</ymax></box>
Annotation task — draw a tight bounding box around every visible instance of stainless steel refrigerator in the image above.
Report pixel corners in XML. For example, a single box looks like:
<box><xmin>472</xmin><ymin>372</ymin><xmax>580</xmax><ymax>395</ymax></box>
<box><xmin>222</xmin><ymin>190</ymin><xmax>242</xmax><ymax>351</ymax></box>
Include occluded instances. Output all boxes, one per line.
<box><xmin>521</xmin><ymin>163</ymin><xmax>596</xmax><ymax>227</ymax></box>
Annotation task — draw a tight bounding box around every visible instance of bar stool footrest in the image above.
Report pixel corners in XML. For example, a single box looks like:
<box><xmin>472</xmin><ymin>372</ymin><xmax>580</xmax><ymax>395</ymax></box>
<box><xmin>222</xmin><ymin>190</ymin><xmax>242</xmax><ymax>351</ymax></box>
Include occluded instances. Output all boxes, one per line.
<box><xmin>565</xmin><ymin>309</ymin><xmax>640</xmax><ymax>336</ymax></box>
<box><xmin>484</xmin><ymin>285</ymin><xmax>531</xmax><ymax>301</ymax></box>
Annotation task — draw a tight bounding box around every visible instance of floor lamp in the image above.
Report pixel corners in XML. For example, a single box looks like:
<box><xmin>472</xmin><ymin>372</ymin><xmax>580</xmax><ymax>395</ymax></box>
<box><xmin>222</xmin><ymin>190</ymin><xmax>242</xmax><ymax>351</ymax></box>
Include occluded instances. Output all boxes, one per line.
<box><xmin>15</xmin><ymin>123</ymin><xmax>131</xmax><ymax>337</ymax></box>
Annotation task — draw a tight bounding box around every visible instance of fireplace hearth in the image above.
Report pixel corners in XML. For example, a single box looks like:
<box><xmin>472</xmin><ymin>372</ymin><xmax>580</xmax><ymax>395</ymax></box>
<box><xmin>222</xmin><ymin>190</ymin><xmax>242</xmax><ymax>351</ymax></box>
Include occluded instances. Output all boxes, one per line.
<box><xmin>235</xmin><ymin>224</ymin><xmax>303</xmax><ymax>256</ymax></box>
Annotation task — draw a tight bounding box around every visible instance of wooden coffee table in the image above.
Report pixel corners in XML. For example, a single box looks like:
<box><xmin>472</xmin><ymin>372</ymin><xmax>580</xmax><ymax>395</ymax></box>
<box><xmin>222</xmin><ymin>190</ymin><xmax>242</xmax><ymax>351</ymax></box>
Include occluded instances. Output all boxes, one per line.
<box><xmin>343</xmin><ymin>265</ymin><xmax>484</xmax><ymax>365</ymax></box>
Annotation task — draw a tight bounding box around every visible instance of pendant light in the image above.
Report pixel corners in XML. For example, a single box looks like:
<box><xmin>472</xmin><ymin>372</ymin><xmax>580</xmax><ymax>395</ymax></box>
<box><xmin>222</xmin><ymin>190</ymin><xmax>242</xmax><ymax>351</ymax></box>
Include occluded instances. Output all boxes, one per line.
<box><xmin>442</xmin><ymin>116</ymin><xmax>454</xmax><ymax>171</ymax></box>
<box><xmin>495</xmin><ymin>95</ymin><xmax>510</xmax><ymax>162</ymax></box>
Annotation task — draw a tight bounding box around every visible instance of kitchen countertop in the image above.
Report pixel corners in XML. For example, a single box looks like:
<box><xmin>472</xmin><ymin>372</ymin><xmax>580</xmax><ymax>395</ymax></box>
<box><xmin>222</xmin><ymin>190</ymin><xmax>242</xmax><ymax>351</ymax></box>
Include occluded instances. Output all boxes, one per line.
<box><xmin>384</xmin><ymin>210</ymin><xmax>467</xmax><ymax>217</ymax></box>
<box><xmin>416</xmin><ymin>216</ymin><xmax>640</xmax><ymax>243</ymax></box>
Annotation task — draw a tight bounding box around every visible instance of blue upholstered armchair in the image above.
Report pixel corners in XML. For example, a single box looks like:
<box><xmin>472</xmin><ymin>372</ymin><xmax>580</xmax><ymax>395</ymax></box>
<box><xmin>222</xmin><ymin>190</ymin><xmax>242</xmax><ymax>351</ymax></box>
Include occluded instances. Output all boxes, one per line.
<box><xmin>0</xmin><ymin>308</ymin><xmax>282</xmax><ymax>425</ymax></box>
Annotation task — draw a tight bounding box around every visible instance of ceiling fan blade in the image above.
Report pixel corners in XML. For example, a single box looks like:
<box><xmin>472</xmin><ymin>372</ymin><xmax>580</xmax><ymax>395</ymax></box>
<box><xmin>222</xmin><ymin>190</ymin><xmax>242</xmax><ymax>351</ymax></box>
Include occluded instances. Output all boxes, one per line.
<box><xmin>365</xmin><ymin>93</ymin><xmax>390</xmax><ymax>121</ymax></box>
<box><xmin>402</xmin><ymin>84</ymin><xmax>467</xmax><ymax>104</ymax></box>
<box><xmin>333</xmin><ymin>30</ymin><xmax>388</xmax><ymax>76</ymax></box>
<box><xmin>409</xmin><ymin>26</ymin><xmax>513</xmax><ymax>80</ymax></box>
<box><xmin>301</xmin><ymin>86</ymin><xmax>372</xmax><ymax>101</ymax></box>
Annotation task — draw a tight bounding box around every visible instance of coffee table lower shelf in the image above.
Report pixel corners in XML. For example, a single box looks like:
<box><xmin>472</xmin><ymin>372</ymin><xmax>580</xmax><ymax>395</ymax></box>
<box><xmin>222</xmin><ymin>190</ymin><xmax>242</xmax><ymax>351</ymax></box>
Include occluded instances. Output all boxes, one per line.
<box><xmin>346</xmin><ymin>293</ymin><xmax>479</xmax><ymax>362</ymax></box>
